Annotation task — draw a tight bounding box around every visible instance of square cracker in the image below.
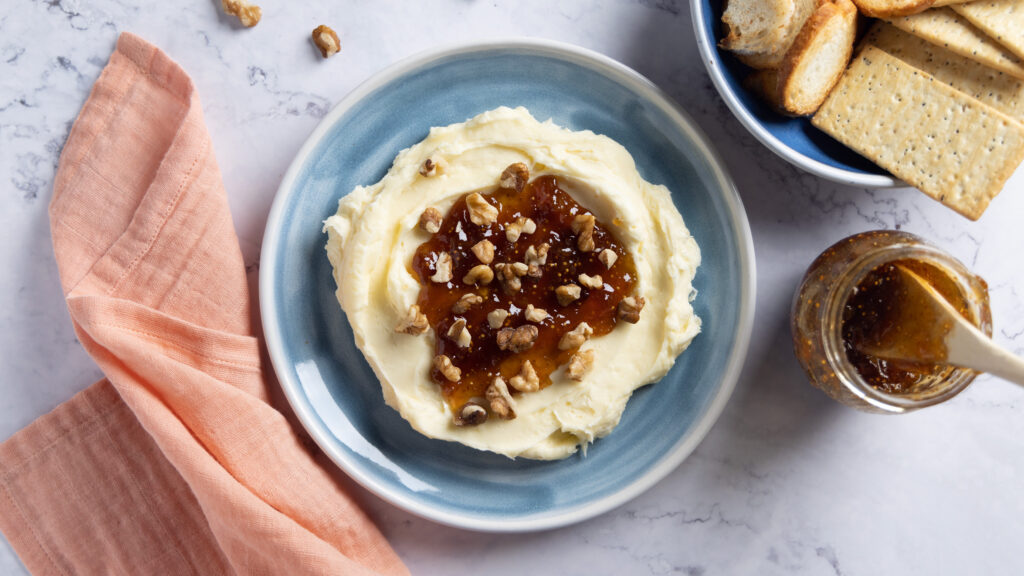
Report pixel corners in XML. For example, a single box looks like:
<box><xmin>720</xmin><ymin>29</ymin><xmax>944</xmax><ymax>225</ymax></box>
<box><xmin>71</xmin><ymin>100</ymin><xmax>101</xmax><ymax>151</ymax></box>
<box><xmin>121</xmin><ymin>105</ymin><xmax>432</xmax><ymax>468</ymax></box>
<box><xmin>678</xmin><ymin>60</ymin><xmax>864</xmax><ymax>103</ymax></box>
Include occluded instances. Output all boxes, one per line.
<box><xmin>886</xmin><ymin>7</ymin><xmax>1024</xmax><ymax>80</ymax></box>
<box><xmin>812</xmin><ymin>45</ymin><xmax>1024</xmax><ymax>220</ymax></box>
<box><xmin>953</xmin><ymin>0</ymin><xmax>1024</xmax><ymax>61</ymax></box>
<box><xmin>865</xmin><ymin>22</ymin><xmax>1024</xmax><ymax>124</ymax></box>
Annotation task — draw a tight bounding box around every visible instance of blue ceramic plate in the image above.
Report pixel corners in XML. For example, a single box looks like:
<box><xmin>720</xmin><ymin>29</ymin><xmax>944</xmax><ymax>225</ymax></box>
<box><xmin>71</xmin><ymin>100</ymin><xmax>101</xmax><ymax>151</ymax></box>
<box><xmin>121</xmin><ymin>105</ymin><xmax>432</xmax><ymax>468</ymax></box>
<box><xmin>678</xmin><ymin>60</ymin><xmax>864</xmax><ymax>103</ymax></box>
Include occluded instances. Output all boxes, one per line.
<box><xmin>691</xmin><ymin>0</ymin><xmax>900</xmax><ymax>187</ymax></box>
<box><xmin>261</xmin><ymin>39</ymin><xmax>755</xmax><ymax>531</ymax></box>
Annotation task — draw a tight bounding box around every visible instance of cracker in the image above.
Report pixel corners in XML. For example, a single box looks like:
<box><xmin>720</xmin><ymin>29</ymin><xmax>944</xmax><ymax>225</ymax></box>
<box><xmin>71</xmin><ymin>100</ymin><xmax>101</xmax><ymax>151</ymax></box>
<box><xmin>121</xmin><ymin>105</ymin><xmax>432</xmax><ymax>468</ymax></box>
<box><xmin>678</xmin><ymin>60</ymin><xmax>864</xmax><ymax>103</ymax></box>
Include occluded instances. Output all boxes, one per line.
<box><xmin>952</xmin><ymin>0</ymin><xmax>1024</xmax><ymax>61</ymax></box>
<box><xmin>886</xmin><ymin>7</ymin><xmax>1024</xmax><ymax>80</ymax></box>
<box><xmin>865</xmin><ymin>22</ymin><xmax>1024</xmax><ymax>124</ymax></box>
<box><xmin>812</xmin><ymin>46</ymin><xmax>1024</xmax><ymax>220</ymax></box>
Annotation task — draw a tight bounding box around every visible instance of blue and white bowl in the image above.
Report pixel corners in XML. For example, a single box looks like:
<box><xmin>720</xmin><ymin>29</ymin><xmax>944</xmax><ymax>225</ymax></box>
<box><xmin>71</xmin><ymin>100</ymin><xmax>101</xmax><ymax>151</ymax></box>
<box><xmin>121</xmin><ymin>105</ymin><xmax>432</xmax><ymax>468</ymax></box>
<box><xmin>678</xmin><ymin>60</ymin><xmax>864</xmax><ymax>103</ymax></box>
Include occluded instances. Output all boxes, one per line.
<box><xmin>260</xmin><ymin>39</ymin><xmax>756</xmax><ymax>531</ymax></box>
<box><xmin>691</xmin><ymin>0</ymin><xmax>900</xmax><ymax>187</ymax></box>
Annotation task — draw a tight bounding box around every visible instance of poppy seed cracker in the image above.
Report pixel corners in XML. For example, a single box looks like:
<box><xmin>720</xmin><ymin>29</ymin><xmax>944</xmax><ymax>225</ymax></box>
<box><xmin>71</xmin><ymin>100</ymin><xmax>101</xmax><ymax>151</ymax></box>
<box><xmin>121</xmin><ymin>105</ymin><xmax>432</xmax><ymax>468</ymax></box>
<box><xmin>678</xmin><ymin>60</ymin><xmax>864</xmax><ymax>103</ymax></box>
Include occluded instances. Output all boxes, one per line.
<box><xmin>812</xmin><ymin>46</ymin><xmax>1024</xmax><ymax>220</ymax></box>
<box><xmin>865</xmin><ymin>22</ymin><xmax>1024</xmax><ymax>124</ymax></box>
<box><xmin>952</xmin><ymin>0</ymin><xmax>1024</xmax><ymax>62</ymax></box>
<box><xmin>886</xmin><ymin>7</ymin><xmax>1024</xmax><ymax>81</ymax></box>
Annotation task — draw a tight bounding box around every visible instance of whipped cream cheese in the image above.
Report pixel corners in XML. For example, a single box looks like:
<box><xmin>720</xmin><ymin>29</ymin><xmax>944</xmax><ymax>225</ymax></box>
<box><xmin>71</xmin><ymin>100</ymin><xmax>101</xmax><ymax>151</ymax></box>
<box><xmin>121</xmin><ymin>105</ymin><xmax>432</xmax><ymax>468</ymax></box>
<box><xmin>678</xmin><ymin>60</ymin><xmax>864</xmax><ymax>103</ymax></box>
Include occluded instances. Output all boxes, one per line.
<box><xmin>323</xmin><ymin>107</ymin><xmax>701</xmax><ymax>459</ymax></box>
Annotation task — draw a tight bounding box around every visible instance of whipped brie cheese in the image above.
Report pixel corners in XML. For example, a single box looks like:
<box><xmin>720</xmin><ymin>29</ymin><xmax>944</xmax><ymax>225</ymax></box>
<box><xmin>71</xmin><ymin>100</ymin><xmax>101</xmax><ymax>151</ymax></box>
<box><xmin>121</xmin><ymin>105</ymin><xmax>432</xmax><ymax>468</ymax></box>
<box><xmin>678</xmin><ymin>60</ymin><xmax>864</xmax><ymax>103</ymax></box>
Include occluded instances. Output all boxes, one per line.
<box><xmin>323</xmin><ymin>107</ymin><xmax>701</xmax><ymax>460</ymax></box>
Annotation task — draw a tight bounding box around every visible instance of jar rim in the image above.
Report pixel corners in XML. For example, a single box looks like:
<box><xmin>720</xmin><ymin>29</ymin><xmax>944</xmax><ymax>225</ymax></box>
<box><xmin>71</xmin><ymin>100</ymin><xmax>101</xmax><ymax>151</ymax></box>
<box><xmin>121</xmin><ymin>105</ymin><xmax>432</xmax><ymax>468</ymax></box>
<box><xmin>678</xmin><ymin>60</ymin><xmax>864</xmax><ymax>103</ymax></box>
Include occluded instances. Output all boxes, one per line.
<box><xmin>820</xmin><ymin>239</ymin><xmax>983</xmax><ymax>412</ymax></box>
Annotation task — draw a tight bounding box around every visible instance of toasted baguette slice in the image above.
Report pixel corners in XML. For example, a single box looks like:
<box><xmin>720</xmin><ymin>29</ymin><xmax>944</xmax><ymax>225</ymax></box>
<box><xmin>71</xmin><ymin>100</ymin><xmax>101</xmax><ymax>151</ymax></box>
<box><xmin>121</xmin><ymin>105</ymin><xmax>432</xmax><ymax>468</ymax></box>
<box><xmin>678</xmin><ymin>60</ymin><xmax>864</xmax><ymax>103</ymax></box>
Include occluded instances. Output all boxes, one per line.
<box><xmin>812</xmin><ymin>46</ymin><xmax>1024</xmax><ymax>220</ymax></box>
<box><xmin>852</xmin><ymin>0</ymin><xmax>934</xmax><ymax>18</ymax></box>
<box><xmin>720</xmin><ymin>0</ymin><xmax>805</xmax><ymax>59</ymax></box>
<box><xmin>752</xmin><ymin>0</ymin><xmax>859</xmax><ymax>116</ymax></box>
<box><xmin>735</xmin><ymin>0</ymin><xmax>818</xmax><ymax>69</ymax></box>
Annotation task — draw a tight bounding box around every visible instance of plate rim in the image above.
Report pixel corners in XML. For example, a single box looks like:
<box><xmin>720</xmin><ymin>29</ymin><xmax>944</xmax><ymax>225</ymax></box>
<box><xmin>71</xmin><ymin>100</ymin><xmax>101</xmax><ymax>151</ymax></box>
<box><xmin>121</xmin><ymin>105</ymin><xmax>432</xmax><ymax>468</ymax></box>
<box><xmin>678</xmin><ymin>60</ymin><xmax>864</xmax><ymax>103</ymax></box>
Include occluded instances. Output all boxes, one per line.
<box><xmin>260</xmin><ymin>37</ymin><xmax>757</xmax><ymax>532</ymax></box>
<box><xmin>689</xmin><ymin>0</ymin><xmax>902</xmax><ymax>188</ymax></box>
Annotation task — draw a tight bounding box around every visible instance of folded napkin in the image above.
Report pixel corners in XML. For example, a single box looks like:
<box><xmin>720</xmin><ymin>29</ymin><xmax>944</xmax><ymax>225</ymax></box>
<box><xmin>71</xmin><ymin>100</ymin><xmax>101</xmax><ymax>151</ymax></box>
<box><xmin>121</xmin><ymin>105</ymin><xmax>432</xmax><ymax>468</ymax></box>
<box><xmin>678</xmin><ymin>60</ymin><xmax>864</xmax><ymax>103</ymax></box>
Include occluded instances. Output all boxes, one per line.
<box><xmin>0</xmin><ymin>33</ymin><xmax>407</xmax><ymax>576</ymax></box>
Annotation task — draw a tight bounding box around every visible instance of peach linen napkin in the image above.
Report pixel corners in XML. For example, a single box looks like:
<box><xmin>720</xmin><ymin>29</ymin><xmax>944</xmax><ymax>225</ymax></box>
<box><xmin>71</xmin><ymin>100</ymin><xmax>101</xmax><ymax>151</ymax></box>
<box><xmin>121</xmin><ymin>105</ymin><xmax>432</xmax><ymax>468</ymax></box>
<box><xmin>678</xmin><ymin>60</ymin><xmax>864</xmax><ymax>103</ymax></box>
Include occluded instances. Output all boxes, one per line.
<box><xmin>0</xmin><ymin>33</ymin><xmax>408</xmax><ymax>576</ymax></box>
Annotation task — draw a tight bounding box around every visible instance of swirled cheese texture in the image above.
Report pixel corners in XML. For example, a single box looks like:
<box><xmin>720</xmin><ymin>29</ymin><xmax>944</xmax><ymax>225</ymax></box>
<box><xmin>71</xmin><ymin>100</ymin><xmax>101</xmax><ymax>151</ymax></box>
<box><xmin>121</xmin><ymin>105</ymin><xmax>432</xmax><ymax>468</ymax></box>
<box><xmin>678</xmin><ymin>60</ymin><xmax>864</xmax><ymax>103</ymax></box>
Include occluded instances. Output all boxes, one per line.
<box><xmin>323</xmin><ymin>107</ymin><xmax>701</xmax><ymax>460</ymax></box>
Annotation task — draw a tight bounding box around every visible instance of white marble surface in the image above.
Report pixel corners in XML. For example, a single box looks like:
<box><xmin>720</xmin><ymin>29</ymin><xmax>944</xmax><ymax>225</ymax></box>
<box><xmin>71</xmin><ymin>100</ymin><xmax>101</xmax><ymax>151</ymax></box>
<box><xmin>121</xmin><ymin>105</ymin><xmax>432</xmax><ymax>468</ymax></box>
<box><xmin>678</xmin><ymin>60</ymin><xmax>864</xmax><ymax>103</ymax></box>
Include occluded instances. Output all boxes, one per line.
<box><xmin>3</xmin><ymin>1</ymin><xmax>1024</xmax><ymax>574</ymax></box>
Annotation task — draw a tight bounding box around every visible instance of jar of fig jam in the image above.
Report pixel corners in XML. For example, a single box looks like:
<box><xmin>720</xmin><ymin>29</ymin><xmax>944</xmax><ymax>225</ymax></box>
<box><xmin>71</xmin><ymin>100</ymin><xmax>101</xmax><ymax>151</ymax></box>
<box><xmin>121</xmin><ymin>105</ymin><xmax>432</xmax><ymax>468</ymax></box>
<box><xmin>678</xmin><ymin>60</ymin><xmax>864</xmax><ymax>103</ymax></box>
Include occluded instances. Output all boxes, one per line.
<box><xmin>791</xmin><ymin>231</ymin><xmax>992</xmax><ymax>413</ymax></box>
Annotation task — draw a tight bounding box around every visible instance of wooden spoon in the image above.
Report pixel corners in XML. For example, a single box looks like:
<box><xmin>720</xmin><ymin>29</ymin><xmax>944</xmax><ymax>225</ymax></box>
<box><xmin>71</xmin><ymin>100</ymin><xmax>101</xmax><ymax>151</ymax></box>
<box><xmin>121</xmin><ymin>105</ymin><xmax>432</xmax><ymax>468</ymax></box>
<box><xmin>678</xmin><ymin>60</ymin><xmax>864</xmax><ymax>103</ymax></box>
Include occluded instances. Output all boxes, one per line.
<box><xmin>852</xmin><ymin>264</ymin><xmax>1024</xmax><ymax>387</ymax></box>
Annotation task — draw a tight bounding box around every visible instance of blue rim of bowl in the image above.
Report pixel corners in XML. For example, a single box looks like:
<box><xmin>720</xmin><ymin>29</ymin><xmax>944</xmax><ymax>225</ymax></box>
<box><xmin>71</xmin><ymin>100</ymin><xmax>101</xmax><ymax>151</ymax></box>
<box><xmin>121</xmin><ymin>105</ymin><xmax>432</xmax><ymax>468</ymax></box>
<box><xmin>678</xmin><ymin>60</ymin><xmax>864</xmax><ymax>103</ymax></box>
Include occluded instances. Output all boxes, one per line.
<box><xmin>689</xmin><ymin>0</ymin><xmax>901</xmax><ymax>188</ymax></box>
<box><xmin>260</xmin><ymin>38</ymin><xmax>757</xmax><ymax>531</ymax></box>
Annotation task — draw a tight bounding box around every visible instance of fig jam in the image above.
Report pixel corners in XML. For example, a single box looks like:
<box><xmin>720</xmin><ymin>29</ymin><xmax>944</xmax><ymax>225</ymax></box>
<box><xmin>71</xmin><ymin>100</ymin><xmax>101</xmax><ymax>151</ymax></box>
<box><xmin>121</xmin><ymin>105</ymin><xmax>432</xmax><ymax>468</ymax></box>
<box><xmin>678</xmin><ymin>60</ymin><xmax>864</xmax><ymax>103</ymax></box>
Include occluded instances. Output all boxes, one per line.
<box><xmin>411</xmin><ymin>175</ymin><xmax>638</xmax><ymax>410</ymax></box>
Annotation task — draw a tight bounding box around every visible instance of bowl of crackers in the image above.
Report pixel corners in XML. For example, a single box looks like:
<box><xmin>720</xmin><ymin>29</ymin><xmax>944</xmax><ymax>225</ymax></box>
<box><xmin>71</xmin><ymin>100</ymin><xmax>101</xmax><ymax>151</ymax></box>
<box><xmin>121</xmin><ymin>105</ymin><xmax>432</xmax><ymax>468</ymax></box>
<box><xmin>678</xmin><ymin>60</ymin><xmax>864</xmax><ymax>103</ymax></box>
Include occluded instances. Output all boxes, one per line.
<box><xmin>693</xmin><ymin>0</ymin><xmax>1024</xmax><ymax>220</ymax></box>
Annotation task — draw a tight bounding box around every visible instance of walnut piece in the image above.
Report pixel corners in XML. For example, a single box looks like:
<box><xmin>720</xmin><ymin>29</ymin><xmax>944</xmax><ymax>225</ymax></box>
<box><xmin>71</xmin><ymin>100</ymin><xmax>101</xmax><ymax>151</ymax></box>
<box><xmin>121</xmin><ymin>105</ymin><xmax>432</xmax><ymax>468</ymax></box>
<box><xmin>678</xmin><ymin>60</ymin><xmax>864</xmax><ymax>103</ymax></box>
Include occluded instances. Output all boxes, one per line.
<box><xmin>504</xmin><ymin>217</ymin><xmax>537</xmax><ymax>243</ymax></box>
<box><xmin>466</xmin><ymin>193</ymin><xmax>498</xmax><ymax>226</ymax></box>
<box><xmin>495</xmin><ymin>262</ymin><xmax>528</xmax><ymax>294</ymax></box>
<box><xmin>433</xmin><ymin>355</ymin><xmax>461</xmax><ymax>382</ymax></box>
<box><xmin>419</xmin><ymin>207</ymin><xmax>442</xmax><ymax>234</ymax></box>
<box><xmin>451</xmin><ymin>293</ymin><xmax>484</xmax><ymax>314</ymax></box>
<box><xmin>567</xmin><ymin>349</ymin><xmax>595</xmax><ymax>381</ymax></box>
<box><xmin>524</xmin><ymin>304</ymin><xmax>548</xmax><ymax>323</ymax></box>
<box><xmin>446</xmin><ymin>319</ymin><xmax>472</xmax><ymax>348</ymax></box>
<box><xmin>486</xmin><ymin>377</ymin><xmax>517</xmax><ymax>420</ymax></box>
<box><xmin>454</xmin><ymin>402</ymin><xmax>487</xmax><ymax>427</ymax></box>
<box><xmin>508</xmin><ymin>360</ymin><xmax>540</xmax><ymax>392</ymax></box>
<box><xmin>558</xmin><ymin>322</ymin><xmax>593</xmax><ymax>350</ymax></box>
<box><xmin>496</xmin><ymin>325</ymin><xmax>538</xmax><ymax>353</ymax></box>
<box><xmin>499</xmin><ymin>162</ymin><xmax>530</xmax><ymax>193</ymax></box>
<box><xmin>430</xmin><ymin>252</ymin><xmax>452</xmax><ymax>283</ymax></box>
<box><xmin>487</xmin><ymin>308</ymin><xmax>509</xmax><ymax>329</ymax></box>
<box><xmin>572</xmin><ymin>214</ymin><xmax>596</xmax><ymax>252</ymax></box>
<box><xmin>525</xmin><ymin>243</ymin><xmax>550</xmax><ymax>277</ymax></box>
<box><xmin>578</xmin><ymin>273</ymin><xmax>603</xmax><ymax>290</ymax></box>
<box><xmin>222</xmin><ymin>0</ymin><xmax>261</xmax><ymax>27</ymax></box>
<box><xmin>555</xmin><ymin>284</ymin><xmax>582</xmax><ymax>306</ymax></box>
<box><xmin>599</xmin><ymin>249</ymin><xmax>618</xmax><ymax>269</ymax></box>
<box><xmin>471</xmin><ymin>239</ymin><xmax>495</xmax><ymax>264</ymax></box>
<box><xmin>394</xmin><ymin>305</ymin><xmax>429</xmax><ymax>335</ymax></box>
<box><xmin>312</xmin><ymin>25</ymin><xmax>340</xmax><ymax>58</ymax></box>
<box><xmin>617</xmin><ymin>296</ymin><xmax>645</xmax><ymax>324</ymax></box>
<box><xmin>419</xmin><ymin>157</ymin><xmax>447</xmax><ymax>177</ymax></box>
<box><xmin>462</xmin><ymin>264</ymin><xmax>494</xmax><ymax>286</ymax></box>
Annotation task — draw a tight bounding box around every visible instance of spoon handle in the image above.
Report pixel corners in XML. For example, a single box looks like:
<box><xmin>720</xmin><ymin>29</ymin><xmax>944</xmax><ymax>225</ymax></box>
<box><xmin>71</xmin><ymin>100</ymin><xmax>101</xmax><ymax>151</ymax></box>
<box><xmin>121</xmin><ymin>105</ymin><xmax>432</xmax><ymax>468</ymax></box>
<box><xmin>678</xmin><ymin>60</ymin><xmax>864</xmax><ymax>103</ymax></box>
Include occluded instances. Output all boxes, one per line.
<box><xmin>947</xmin><ymin>322</ymin><xmax>1024</xmax><ymax>388</ymax></box>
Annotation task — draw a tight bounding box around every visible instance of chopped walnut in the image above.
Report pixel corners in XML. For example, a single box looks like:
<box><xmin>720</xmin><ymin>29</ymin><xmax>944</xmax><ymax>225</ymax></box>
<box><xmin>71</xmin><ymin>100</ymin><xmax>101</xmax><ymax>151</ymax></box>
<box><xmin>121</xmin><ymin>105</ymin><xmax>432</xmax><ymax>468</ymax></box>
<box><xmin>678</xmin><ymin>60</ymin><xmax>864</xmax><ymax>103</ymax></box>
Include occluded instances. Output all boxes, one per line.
<box><xmin>471</xmin><ymin>239</ymin><xmax>495</xmax><ymax>264</ymax></box>
<box><xmin>572</xmin><ymin>214</ymin><xmax>596</xmax><ymax>252</ymax></box>
<box><xmin>487</xmin><ymin>308</ymin><xmax>509</xmax><ymax>329</ymax></box>
<box><xmin>222</xmin><ymin>0</ymin><xmax>261</xmax><ymax>27</ymax></box>
<box><xmin>524</xmin><ymin>243</ymin><xmax>550</xmax><ymax>277</ymax></box>
<box><xmin>578</xmin><ymin>273</ymin><xmax>603</xmax><ymax>290</ymax></box>
<box><xmin>599</xmin><ymin>249</ymin><xmax>618</xmax><ymax>269</ymax></box>
<box><xmin>508</xmin><ymin>360</ymin><xmax>540</xmax><ymax>393</ymax></box>
<box><xmin>499</xmin><ymin>162</ymin><xmax>530</xmax><ymax>193</ymax></box>
<box><xmin>466</xmin><ymin>193</ymin><xmax>498</xmax><ymax>226</ymax></box>
<box><xmin>312</xmin><ymin>25</ymin><xmax>340</xmax><ymax>58</ymax></box>
<box><xmin>558</xmin><ymin>322</ymin><xmax>593</xmax><ymax>350</ymax></box>
<box><xmin>430</xmin><ymin>252</ymin><xmax>452</xmax><ymax>283</ymax></box>
<box><xmin>617</xmin><ymin>296</ymin><xmax>645</xmax><ymax>324</ymax></box>
<box><xmin>419</xmin><ymin>157</ymin><xmax>447</xmax><ymax>177</ymax></box>
<box><xmin>454</xmin><ymin>402</ymin><xmax>487</xmax><ymax>426</ymax></box>
<box><xmin>419</xmin><ymin>207</ymin><xmax>442</xmax><ymax>234</ymax></box>
<box><xmin>524</xmin><ymin>304</ymin><xmax>548</xmax><ymax>323</ymax></box>
<box><xmin>496</xmin><ymin>325</ymin><xmax>538</xmax><ymax>353</ymax></box>
<box><xmin>505</xmin><ymin>217</ymin><xmax>536</xmax><ymax>243</ymax></box>
<box><xmin>462</xmin><ymin>264</ymin><xmax>494</xmax><ymax>286</ymax></box>
<box><xmin>567</xmin><ymin>349</ymin><xmax>595</xmax><ymax>381</ymax></box>
<box><xmin>495</xmin><ymin>262</ymin><xmax>528</xmax><ymax>294</ymax></box>
<box><xmin>451</xmin><ymin>293</ymin><xmax>484</xmax><ymax>314</ymax></box>
<box><xmin>486</xmin><ymin>377</ymin><xmax>517</xmax><ymax>420</ymax></box>
<box><xmin>446</xmin><ymin>319</ymin><xmax>472</xmax><ymax>348</ymax></box>
<box><xmin>555</xmin><ymin>284</ymin><xmax>582</xmax><ymax>306</ymax></box>
<box><xmin>433</xmin><ymin>355</ymin><xmax>461</xmax><ymax>382</ymax></box>
<box><xmin>394</xmin><ymin>305</ymin><xmax>429</xmax><ymax>335</ymax></box>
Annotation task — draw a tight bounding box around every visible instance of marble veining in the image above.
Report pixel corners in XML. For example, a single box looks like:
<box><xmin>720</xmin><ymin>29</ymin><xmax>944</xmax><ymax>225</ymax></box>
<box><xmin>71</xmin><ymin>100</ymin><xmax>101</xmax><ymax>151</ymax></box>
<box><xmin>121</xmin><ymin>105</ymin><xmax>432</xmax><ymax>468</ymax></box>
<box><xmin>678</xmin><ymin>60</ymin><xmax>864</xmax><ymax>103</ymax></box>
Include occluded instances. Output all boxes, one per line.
<box><xmin>2</xmin><ymin>1</ymin><xmax>1023</xmax><ymax>574</ymax></box>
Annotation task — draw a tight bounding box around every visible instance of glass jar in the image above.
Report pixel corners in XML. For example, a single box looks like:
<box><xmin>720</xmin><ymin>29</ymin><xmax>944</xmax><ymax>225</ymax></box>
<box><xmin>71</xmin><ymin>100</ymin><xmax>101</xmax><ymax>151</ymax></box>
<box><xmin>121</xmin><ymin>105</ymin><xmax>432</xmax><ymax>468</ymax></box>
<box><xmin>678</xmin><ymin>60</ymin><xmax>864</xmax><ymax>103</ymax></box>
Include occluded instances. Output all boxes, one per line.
<box><xmin>791</xmin><ymin>231</ymin><xmax>992</xmax><ymax>413</ymax></box>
